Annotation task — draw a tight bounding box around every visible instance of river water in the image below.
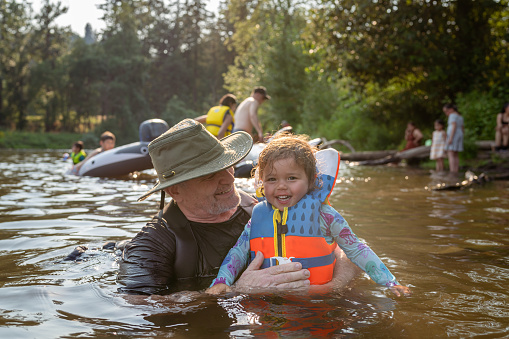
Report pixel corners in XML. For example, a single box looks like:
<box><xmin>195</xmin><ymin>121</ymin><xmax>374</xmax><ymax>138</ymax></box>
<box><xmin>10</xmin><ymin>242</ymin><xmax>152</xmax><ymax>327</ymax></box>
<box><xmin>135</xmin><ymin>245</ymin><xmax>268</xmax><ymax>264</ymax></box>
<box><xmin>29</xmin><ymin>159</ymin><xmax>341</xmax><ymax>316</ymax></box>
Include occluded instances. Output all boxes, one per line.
<box><xmin>0</xmin><ymin>149</ymin><xmax>508</xmax><ymax>338</ymax></box>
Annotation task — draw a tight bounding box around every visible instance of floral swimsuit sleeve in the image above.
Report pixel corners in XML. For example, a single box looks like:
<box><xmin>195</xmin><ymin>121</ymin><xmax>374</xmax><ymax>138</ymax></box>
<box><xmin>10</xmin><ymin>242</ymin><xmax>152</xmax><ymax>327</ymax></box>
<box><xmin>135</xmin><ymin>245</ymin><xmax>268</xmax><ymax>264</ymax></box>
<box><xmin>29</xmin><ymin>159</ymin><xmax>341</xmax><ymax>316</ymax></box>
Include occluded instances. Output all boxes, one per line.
<box><xmin>320</xmin><ymin>205</ymin><xmax>399</xmax><ymax>287</ymax></box>
<box><xmin>210</xmin><ymin>220</ymin><xmax>252</xmax><ymax>287</ymax></box>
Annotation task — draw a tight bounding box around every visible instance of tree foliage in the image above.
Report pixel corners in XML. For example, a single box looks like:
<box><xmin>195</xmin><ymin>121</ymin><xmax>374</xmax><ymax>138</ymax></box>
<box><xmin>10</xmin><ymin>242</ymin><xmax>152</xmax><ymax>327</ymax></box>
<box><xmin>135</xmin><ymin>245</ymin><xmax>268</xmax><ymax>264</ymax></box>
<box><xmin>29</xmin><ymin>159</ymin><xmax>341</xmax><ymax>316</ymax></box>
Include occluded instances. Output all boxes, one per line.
<box><xmin>0</xmin><ymin>0</ymin><xmax>507</xmax><ymax>150</ymax></box>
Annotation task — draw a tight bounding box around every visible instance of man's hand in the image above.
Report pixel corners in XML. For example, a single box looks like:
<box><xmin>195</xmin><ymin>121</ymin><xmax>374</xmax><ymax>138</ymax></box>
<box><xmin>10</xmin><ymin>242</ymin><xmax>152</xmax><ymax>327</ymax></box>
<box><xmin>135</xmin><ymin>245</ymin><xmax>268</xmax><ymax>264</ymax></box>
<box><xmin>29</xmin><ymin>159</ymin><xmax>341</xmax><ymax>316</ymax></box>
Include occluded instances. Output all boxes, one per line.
<box><xmin>234</xmin><ymin>251</ymin><xmax>310</xmax><ymax>291</ymax></box>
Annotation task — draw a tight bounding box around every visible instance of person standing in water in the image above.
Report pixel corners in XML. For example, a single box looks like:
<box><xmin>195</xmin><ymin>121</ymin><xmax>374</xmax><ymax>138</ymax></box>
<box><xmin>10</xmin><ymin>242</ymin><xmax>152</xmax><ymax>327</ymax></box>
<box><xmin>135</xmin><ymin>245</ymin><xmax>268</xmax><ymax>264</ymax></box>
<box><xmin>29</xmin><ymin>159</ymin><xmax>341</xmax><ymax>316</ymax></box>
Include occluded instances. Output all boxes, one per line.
<box><xmin>207</xmin><ymin>133</ymin><xmax>411</xmax><ymax>297</ymax></box>
<box><xmin>495</xmin><ymin>102</ymin><xmax>509</xmax><ymax>151</ymax></box>
<box><xmin>430</xmin><ymin>119</ymin><xmax>447</xmax><ymax>171</ymax></box>
<box><xmin>443</xmin><ymin>103</ymin><xmax>464</xmax><ymax>173</ymax></box>
<box><xmin>232</xmin><ymin>86</ymin><xmax>270</xmax><ymax>142</ymax></box>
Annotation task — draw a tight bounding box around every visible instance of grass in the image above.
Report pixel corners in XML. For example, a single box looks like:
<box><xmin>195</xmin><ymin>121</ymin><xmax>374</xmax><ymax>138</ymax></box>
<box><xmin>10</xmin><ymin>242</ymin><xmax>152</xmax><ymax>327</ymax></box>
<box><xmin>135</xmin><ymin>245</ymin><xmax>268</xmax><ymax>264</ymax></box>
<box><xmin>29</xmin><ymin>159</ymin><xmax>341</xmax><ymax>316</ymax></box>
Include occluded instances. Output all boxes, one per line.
<box><xmin>0</xmin><ymin>130</ymin><xmax>98</xmax><ymax>150</ymax></box>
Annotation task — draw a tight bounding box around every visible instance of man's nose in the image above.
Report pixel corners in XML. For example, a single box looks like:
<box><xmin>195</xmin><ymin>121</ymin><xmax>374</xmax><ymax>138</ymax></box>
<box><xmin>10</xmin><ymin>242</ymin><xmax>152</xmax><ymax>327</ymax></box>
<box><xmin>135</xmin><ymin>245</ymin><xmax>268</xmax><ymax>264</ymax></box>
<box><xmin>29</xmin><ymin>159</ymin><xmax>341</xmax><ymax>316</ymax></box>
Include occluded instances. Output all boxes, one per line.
<box><xmin>218</xmin><ymin>167</ymin><xmax>235</xmax><ymax>182</ymax></box>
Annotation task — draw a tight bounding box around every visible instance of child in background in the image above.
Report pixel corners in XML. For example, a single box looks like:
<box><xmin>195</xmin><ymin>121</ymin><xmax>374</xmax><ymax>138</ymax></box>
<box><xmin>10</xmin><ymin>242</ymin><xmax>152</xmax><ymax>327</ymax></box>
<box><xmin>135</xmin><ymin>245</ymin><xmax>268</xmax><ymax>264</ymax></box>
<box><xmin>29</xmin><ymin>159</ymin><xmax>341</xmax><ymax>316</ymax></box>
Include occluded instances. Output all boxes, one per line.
<box><xmin>70</xmin><ymin>141</ymin><xmax>87</xmax><ymax>165</ymax></box>
<box><xmin>74</xmin><ymin>131</ymin><xmax>116</xmax><ymax>174</ymax></box>
<box><xmin>430</xmin><ymin>119</ymin><xmax>447</xmax><ymax>171</ymax></box>
<box><xmin>207</xmin><ymin>134</ymin><xmax>411</xmax><ymax>297</ymax></box>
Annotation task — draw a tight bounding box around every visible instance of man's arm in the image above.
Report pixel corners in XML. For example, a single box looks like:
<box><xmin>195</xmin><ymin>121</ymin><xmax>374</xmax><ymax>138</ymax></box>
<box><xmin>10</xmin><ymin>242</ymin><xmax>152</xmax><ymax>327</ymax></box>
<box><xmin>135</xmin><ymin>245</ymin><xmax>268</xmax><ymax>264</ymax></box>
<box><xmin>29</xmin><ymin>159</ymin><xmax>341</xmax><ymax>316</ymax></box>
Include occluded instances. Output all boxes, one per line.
<box><xmin>194</xmin><ymin>115</ymin><xmax>207</xmax><ymax>124</ymax></box>
<box><xmin>330</xmin><ymin>247</ymin><xmax>361</xmax><ymax>288</ymax></box>
<box><xmin>248</xmin><ymin>102</ymin><xmax>263</xmax><ymax>141</ymax></box>
<box><xmin>117</xmin><ymin>221</ymin><xmax>177</xmax><ymax>294</ymax></box>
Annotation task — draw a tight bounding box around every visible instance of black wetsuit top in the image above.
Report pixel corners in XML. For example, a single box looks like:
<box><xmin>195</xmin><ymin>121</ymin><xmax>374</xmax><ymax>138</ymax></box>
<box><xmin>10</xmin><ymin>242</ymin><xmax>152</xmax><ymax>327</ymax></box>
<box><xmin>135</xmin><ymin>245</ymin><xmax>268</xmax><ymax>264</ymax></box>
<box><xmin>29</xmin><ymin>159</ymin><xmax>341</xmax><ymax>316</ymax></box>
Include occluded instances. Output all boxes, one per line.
<box><xmin>117</xmin><ymin>191</ymin><xmax>254</xmax><ymax>295</ymax></box>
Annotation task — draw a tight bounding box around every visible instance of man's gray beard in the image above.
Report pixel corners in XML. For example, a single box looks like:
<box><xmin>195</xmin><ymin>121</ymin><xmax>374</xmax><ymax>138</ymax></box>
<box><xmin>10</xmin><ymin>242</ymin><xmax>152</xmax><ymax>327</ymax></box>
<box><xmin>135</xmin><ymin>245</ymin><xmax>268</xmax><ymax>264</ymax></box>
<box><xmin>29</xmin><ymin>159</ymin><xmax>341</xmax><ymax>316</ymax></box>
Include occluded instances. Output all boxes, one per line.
<box><xmin>207</xmin><ymin>188</ymin><xmax>241</xmax><ymax>216</ymax></box>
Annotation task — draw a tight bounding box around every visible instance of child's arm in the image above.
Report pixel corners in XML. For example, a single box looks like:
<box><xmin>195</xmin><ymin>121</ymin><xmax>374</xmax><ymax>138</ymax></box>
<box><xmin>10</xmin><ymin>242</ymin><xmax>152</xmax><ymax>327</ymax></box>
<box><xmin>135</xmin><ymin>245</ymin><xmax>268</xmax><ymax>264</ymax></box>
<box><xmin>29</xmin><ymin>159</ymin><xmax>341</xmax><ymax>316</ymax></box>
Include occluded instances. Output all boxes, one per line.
<box><xmin>320</xmin><ymin>205</ymin><xmax>411</xmax><ymax>296</ymax></box>
<box><xmin>207</xmin><ymin>220</ymin><xmax>252</xmax><ymax>290</ymax></box>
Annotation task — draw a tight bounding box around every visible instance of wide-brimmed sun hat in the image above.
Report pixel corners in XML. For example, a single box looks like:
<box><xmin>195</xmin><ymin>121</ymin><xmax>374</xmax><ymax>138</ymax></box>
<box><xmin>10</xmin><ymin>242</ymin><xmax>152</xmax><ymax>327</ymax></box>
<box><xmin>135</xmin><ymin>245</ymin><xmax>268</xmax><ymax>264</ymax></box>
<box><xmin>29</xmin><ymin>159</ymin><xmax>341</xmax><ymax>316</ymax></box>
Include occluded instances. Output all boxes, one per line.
<box><xmin>138</xmin><ymin>119</ymin><xmax>253</xmax><ymax>201</ymax></box>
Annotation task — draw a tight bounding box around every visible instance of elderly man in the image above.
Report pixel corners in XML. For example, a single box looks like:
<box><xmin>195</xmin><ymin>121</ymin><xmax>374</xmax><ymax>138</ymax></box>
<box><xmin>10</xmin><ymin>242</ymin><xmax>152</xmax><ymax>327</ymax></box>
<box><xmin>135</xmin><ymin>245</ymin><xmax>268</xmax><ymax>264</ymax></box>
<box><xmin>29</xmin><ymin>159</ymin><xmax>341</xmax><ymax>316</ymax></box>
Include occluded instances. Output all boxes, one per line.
<box><xmin>117</xmin><ymin>119</ymin><xmax>357</xmax><ymax>295</ymax></box>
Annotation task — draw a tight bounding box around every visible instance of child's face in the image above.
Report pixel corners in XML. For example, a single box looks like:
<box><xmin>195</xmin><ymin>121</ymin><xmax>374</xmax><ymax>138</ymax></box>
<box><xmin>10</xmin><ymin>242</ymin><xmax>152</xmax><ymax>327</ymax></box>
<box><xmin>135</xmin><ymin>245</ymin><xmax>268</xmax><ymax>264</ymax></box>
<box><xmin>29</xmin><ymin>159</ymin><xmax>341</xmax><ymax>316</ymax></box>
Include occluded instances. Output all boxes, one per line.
<box><xmin>434</xmin><ymin>122</ymin><xmax>443</xmax><ymax>131</ymax></box>
<box><xmin>71</xmin><ymin>145</ymin><xmax>79</xmax><ymax>153</ymax></box>
<box><xmin>100</xmin><ymin>139</ymin><xmax>115</xmax><ymax>151</ymax></box>
<box><xmin>262</xmin><ymin>157</ymin><xmax>310</xmax><ymax>211</ymax></box>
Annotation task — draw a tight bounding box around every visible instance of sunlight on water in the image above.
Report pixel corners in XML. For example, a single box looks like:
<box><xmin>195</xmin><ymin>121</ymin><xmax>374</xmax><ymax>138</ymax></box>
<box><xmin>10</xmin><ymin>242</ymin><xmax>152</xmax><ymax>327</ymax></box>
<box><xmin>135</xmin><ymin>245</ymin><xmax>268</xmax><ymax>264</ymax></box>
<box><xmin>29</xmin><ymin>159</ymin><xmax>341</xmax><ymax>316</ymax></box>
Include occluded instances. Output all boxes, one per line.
<box><xmin>0</xmin><ymin>150</ymin><xmax>508</xmax><ymax>337</ymax></box>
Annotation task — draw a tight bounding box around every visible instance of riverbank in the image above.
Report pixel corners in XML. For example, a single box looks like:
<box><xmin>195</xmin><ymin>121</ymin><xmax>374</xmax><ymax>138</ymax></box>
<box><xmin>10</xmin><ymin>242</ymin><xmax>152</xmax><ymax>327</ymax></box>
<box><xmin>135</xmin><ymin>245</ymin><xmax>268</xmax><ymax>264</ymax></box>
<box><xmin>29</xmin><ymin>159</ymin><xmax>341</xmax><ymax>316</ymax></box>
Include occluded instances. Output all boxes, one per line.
<box><xmin>3</xmin><ymin>131</ymin><xmax>508</xmax><ymax>177</ymax></box>
<box><xmin>0</xmin><ymin>130</ymin><xmax>95</xmax><ymax>149</ymax></box>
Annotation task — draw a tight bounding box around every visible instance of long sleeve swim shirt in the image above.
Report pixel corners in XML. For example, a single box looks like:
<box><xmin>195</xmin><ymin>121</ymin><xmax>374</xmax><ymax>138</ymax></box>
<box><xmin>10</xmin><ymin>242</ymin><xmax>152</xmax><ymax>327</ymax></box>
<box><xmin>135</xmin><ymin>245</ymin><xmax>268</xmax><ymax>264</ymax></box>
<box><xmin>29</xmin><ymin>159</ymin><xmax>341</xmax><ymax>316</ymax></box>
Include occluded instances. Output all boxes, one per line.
<box><xmin>211</xmin><ymin>204</ymin><xmax>400</xmax><ymax>288</ymax></box>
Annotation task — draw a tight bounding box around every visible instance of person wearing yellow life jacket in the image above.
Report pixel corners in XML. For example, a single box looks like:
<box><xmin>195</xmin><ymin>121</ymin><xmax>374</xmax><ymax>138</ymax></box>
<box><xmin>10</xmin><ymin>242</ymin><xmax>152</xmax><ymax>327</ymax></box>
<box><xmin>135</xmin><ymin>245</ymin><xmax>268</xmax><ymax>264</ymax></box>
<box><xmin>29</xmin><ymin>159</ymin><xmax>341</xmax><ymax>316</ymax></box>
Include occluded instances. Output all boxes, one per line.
<box><xmin>200</xmin><ymin>94</ymin><xmax>237</xmax><ymax>139</ymax></box>
<box><xmin>70</xmin><ymin>141</ymin><xmax>87</xmax><ymax>165</ymax></box>
<box><xmin>207</xmin><ymin>134</ymin><xmax>411</xmax><ymax>297</ymax></box>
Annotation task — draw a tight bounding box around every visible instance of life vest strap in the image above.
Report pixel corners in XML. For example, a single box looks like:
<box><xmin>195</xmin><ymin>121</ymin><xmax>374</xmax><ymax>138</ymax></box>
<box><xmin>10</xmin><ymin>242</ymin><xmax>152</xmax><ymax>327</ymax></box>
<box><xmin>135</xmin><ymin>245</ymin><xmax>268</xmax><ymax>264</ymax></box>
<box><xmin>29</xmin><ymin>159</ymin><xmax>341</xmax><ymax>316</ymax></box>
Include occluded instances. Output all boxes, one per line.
<box><xmin>250</xmin><ymin>251</ymin><xmax>336</xmax><ymax>269</ymax></box>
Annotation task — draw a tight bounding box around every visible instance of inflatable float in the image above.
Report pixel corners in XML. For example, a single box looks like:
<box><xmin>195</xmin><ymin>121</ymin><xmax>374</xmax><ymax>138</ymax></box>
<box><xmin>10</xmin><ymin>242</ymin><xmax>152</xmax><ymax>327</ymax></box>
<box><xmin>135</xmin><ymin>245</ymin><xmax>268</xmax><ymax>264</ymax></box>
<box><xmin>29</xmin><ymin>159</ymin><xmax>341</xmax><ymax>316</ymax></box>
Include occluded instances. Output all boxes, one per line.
<box><xmin>78</xmin><ymin>119</ymin><xmax>169</xmax><ymax>178</ymax></box>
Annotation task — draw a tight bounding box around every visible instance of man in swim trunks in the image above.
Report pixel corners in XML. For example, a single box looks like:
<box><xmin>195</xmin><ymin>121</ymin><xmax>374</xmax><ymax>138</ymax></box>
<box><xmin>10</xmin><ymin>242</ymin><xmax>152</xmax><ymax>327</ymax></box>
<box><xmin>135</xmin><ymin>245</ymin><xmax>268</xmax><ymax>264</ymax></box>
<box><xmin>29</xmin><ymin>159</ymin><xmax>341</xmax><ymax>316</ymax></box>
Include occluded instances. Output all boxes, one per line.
<box><xmin>117</xmin><ymin>119</ymin><xmax>359</xmax><ymax>295</ymax></box>
<box><xmin>232</xmin><ymin>86</ymin><xmax>270</xmax><ymax>142</ymax></box>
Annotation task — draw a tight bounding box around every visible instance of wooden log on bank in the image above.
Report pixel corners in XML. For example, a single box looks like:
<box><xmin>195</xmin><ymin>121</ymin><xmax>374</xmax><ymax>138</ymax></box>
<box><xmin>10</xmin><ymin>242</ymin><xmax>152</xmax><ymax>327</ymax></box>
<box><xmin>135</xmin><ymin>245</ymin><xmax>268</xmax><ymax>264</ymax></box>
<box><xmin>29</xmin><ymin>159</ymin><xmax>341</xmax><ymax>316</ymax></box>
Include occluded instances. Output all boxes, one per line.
<box><xmin>338</xmin><ymin>140</ymin><xmax>501</xmax><ymax>165</ymax></box>
<box><xmin>344</xmin><ymin>146</ymin><xmax>431</xmax><ymax>166</ymax></box>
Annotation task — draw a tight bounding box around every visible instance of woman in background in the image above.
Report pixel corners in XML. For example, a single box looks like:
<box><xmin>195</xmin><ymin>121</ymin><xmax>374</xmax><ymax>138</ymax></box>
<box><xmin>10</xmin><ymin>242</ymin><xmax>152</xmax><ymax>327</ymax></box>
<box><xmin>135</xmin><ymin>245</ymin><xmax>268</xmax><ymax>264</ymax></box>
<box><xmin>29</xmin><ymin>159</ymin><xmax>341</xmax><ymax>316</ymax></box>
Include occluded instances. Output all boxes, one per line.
<box><xmin>443</xmin><ymin>104</ymin><xmax>464</xmax><ymax>173</ymax></box>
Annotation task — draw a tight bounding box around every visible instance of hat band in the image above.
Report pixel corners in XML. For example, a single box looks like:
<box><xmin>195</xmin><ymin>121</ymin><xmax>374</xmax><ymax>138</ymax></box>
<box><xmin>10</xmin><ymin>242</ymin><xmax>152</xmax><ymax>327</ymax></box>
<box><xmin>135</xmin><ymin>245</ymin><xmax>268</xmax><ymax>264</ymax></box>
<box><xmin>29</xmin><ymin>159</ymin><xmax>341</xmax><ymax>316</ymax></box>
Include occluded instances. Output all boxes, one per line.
<box><xmin>159</xmin><ymin>142</ymin><xmax>227</xmax><ymax>182</ymax></box>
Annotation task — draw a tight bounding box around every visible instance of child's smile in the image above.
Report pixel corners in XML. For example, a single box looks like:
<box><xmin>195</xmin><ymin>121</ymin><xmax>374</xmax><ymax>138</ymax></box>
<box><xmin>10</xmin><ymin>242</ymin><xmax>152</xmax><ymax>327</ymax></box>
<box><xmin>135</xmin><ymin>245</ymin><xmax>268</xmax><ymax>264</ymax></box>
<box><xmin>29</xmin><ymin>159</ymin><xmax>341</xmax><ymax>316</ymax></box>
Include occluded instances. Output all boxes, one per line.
<box><xmin>262</xmin><ymin>157</ymin><xmax>311</xmax><ymax>211</ymax></box>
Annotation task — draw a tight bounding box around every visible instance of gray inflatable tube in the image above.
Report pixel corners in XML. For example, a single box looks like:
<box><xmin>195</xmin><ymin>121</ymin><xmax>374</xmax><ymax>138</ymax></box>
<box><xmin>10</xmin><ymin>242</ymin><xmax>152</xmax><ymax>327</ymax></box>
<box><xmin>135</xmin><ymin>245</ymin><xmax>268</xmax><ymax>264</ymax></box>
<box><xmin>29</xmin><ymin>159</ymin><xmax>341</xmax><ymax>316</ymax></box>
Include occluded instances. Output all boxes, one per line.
<box><xmin>78</xmin><ymin>141</ymin><xmax>153</xmax><ymax>178</ymax></box>
<box><xmin>78</xmin><ymin>119</ymin><xmax>169</xmax><ymax>178</ymax></box>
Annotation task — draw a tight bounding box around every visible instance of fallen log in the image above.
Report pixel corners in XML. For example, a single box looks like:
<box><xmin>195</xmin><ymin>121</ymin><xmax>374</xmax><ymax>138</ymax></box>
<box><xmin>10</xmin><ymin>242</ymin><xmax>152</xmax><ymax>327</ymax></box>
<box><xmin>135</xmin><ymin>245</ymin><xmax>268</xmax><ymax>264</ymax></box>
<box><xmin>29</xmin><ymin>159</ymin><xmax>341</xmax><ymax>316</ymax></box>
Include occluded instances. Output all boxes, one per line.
<box><xmin>346</xmin><ymin>145</ymin><xmax>431</xmax><ymax>166</ymax></box>
<box><xmin>339</xmin><ymin>150</ymin><xmax>397</xmax><ymax>161</ymax></box>
<box><xmin>475</xmin><ymin>140</ymin><xmax>495</xmax><ymax>151</ymax></box>
<box><xmin>319</xmin><ymin>139</ymin><xmax>356</xmax><ymax>153</ymax></box>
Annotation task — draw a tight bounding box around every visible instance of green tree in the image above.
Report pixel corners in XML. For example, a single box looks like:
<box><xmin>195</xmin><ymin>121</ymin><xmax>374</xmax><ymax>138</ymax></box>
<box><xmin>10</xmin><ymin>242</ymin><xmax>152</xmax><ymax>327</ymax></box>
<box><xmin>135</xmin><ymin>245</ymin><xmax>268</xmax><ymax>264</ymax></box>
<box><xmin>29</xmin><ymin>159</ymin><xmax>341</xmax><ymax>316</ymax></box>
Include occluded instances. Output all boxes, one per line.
<box><xmin>309</xmin><ymin>0</ymin><xmax>509</xmax><ymax>131</ymax></box>
<box><xmin>224</xmin><ymin>0</ymin><xmax>310</xmax><ymax>131</ymax></box>
<box><xmin>98</xmin><ymin>0</ymin><xmax>151</xmax><ymax>139</ymax></box>
<box><xmin>0</xmin><ymin>0</ymin><xmax>32</xmax><ymax>130</ymax></box>
<box><xmin>67</xmin><ymin>38</ymin><xmax>106</xmax><ymax>131</ymax></box>
<box><xmin>29</xmin><ymin>0</ymin><xmax>71</xmax><ymax>132</ymax></box>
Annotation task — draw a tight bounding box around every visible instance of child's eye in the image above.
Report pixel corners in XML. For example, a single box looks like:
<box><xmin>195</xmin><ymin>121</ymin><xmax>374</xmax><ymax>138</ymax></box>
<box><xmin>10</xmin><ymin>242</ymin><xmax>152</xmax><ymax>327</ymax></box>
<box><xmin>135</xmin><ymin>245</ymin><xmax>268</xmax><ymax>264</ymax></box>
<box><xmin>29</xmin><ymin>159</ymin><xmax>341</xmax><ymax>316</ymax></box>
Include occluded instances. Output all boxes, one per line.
<box><xmin>288</xmin><ymin>176</ymin><xmax>297</xmax><ymax>180</ymax></box>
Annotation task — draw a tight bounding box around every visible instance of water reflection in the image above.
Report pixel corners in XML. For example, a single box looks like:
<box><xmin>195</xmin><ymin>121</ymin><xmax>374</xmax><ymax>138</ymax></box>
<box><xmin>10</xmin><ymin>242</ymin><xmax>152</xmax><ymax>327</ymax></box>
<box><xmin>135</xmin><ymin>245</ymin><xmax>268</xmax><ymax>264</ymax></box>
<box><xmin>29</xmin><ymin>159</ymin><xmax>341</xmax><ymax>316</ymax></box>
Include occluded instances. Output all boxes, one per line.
<box><xmin>0</xmin><ymin>150</ymin><xmax>508</xmax><ymax>337</ymax></box>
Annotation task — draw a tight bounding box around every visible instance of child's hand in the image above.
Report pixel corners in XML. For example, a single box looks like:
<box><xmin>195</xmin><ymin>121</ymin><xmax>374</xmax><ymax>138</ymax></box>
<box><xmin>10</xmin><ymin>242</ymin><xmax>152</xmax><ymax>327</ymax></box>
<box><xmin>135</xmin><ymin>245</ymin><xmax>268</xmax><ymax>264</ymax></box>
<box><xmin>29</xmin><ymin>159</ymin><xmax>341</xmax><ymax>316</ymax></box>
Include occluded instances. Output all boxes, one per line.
<box><xmin>205</xmin><ymin>283</ymin><xmax>231</xmax><ymax>295</ymax></box>
<box><xmin>389</xmin><ymin>285</ymin><xmax>412</xmax><ymax>297</ymax></box>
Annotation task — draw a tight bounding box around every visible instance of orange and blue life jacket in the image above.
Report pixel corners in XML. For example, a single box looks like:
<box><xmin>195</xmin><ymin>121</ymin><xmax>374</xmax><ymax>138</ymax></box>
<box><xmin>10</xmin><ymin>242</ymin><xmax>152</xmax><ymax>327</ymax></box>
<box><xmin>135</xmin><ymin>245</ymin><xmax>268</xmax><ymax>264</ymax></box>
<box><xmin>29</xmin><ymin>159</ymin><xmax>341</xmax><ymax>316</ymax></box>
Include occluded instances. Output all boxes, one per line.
<box><xmin>250</xmin><ymin>149</ymin><xmax>341</xmax><ymax>285</ymax></box>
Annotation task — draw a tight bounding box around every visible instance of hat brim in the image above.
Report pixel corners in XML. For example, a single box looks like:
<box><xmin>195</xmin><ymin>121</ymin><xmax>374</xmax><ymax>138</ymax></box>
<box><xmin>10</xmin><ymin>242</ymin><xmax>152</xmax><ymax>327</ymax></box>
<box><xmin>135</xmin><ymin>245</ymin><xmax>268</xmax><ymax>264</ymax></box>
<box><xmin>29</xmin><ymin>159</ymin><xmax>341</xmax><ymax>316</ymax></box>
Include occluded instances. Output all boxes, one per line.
<box><xmin>138</xmin><ymin>131</ymin><xmax>253</xmax><ymax>201</ymax></box>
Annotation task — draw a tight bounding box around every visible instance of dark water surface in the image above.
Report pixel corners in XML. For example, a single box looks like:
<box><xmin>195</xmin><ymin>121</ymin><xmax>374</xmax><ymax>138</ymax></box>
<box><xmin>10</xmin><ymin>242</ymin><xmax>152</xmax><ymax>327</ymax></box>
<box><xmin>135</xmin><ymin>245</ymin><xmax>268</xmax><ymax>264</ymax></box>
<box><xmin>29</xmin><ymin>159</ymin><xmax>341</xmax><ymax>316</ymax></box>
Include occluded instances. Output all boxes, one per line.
<box><xmin>1</xmin><ymin>149</ymin><xmax>508</xmax><ymax>338</ymax></box>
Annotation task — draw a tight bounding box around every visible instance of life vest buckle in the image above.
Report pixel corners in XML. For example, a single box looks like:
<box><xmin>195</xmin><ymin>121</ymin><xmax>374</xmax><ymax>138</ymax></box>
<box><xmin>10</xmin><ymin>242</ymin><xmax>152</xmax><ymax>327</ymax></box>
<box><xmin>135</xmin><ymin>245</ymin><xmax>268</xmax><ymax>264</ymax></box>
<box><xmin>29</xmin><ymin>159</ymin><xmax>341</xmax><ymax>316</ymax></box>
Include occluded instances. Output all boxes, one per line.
<box><xmin>269</xmin><ymin>256</ymin><xmax>295</xmax><ymax>266</ymax></box>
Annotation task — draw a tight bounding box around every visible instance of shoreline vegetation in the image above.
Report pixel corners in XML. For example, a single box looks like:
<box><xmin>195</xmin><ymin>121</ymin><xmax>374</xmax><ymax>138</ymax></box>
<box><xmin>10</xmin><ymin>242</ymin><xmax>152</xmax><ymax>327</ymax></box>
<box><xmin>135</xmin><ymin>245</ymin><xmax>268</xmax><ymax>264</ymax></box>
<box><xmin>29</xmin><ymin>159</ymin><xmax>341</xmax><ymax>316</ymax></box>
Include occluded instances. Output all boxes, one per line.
<box><xmin>2</xmin><ymin>130</ymin><xmax>508</xmax><ymax>178</ymax></box>
<box><xmin>1</xmin><ymin>1</ymin><xmax>507</xmax><ymax>154</ymax></box>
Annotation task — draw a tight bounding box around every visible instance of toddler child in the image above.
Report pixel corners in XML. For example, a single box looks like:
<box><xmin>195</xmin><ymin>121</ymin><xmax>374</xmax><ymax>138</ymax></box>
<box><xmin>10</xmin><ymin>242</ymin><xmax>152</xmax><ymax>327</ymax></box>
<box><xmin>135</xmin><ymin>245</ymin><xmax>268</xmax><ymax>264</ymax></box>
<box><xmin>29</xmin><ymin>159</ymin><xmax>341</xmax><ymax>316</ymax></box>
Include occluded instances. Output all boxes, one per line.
<box><xmin>70</xmin><ymin>141</ymin><xmax>87</xmax><ymax>165</ymax></box>
<box><xmin>430</xmin><ymin>119</ymin><xmax>447</xmax><ymax>171</ymax></box>
<box><xmin>207</xmin><ymin>134</ymin><xmax>411</xmax><ymax>297</ymax></box>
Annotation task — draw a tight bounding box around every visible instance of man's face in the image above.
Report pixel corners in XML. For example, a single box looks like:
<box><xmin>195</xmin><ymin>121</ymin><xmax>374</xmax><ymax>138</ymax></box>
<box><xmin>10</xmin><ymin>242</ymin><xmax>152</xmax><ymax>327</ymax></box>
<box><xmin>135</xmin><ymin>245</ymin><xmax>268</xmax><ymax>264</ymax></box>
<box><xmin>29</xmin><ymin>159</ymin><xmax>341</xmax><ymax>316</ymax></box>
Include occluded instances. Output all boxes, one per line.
<box><xmin>174</xmin><ymin>167</ymin><xmax>240</xmax><ymax>217</ymax></box>
<box><xmin>100</xmin><ymin>139</ymin><xmax>115</xmax><ymax>151</ymax></box>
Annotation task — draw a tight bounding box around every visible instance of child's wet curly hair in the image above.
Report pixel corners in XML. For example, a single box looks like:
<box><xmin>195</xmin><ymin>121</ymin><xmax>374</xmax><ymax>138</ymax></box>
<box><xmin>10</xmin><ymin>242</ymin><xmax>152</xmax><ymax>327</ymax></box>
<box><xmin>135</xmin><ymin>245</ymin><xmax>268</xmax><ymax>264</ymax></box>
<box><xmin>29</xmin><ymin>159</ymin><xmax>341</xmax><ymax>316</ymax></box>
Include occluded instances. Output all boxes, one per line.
<box><xmin>255</xmin><ymin>133</ymin><xmax>318</xmax><ymax>191</ymax></box>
